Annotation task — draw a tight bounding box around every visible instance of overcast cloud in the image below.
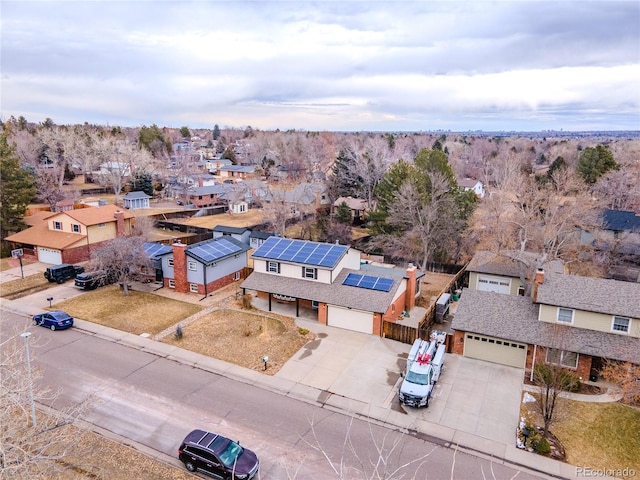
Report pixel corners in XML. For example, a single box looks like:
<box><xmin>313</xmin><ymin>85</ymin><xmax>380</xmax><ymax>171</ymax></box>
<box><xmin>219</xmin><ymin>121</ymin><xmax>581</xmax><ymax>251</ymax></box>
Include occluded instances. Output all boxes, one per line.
<box><xmin>1</xmin><ymin>1</ymin><xmax>638</xmax><ymax>131</ymax></box>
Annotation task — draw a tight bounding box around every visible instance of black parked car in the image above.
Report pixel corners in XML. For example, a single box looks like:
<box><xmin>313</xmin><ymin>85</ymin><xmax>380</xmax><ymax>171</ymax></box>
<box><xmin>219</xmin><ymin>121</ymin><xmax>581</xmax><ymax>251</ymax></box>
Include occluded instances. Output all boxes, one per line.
<box><xmin>44</xmin><ymin>264</ymin><xmax>84</xmax><ymax>283</ymax></box>
<box><xmin>178</xmin><ymin>429</ymin><xmax>259</xmax><ymax>479</ymax></box>
<box><xmin>32</xmin><ymin>310</ymin><xmax>74</xmax><ymax>330</ymax></box>
<box><xmin>74</xmin><ymin>270</ymin><xmax>114</xmax><ymax>290</ymax></box>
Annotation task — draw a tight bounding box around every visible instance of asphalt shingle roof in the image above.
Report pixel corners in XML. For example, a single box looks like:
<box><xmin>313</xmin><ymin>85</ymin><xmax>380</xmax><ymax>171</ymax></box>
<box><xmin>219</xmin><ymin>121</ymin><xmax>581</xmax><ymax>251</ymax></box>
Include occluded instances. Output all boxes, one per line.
<box><xmin>537</xmin><ymin>272</ymin><xmax>640</xmax><ymax>318</ymax></box>
<box><xmin>467</xmin><ymin>251</ymin><xmax>564</xmax><ymax>278</ymax></box>
<box><xmin>241</xmin><ymin>268</ymin><xmax>400</xmax><ymax>313</ymax></box>
<box><xmin>451</xmin><ymin>288</ymin><xmax>640</xmax><ymax>364</ymax></box>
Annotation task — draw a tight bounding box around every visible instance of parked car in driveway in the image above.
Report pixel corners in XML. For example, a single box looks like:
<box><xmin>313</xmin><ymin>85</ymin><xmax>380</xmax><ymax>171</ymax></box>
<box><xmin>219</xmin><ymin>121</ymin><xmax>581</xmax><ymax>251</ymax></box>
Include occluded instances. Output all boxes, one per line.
<box><xmin>178</xmin><ymin>429</ymin><xmax>259</xmax><ymax>479</ymax></box>
<box><xmin>44</xmin><ymin>264</ymin><xmax>84</xmax><ymax>283</ymax></box>
<box><xmin>32</xmin><ymin>310</ymin><xmax>74</xmax><ymax>331</ymax></box>
<box><xmin>74</xmin><ymin>270</ymin><xmax>114</xmax><ymax>290</ymax></box>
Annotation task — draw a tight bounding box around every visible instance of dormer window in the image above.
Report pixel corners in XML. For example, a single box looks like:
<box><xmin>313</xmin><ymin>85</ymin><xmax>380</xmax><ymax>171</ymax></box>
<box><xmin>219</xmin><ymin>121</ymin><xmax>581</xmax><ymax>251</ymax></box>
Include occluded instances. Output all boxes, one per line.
<box><xmin>53</xmin><ymin>221</ymin><xmax>62</xmax><ymax>230</ymax></box>
<box><xmin>302</xmin><ymin>267</ymin><xmax>317</xmax><ymax>280</ymax></box>
<box><xmin>72</xmin><ymin>224</ymin><xmax>81</xmax><ymax>233</ymax></box>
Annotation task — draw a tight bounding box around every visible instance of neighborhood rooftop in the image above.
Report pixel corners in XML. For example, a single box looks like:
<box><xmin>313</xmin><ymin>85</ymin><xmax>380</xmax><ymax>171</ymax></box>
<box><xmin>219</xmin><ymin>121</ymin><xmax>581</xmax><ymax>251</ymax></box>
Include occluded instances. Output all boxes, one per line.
<box><xmin>252</xmin><ymin>237</ymin><xmax>348</xmax><ymax>269</ymax></box>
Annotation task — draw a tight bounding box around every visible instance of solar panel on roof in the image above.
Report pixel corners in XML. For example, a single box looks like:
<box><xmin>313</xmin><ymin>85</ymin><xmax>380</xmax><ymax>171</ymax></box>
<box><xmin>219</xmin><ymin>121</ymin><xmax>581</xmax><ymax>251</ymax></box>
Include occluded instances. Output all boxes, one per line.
<box><xmin>188</xmin><ymin>239</ymin><xmax>242</xmax><ymax>263</ymax></box>
<box><xmin>342</xmin><ymin>272</ymin><xmax>394</xmax><ymax>292</ymax></box>
<box><xmin>254</xmin><ymin>238</ymin><xmax>347</xmax><ymax>267</ymax></box>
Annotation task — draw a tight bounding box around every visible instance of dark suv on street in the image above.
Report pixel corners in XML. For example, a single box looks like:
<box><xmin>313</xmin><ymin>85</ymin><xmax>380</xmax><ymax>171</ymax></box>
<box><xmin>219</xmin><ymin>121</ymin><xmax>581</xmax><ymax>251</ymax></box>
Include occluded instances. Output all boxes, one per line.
<box><xmin>178</xmin><ymin>429</ymin><xmax>259</xmax><ymax>479</ymax></box>
<box><xmin>44</xmin><ymin>264</ymin><xmax>84</xmax><ymax>283</ymax></box>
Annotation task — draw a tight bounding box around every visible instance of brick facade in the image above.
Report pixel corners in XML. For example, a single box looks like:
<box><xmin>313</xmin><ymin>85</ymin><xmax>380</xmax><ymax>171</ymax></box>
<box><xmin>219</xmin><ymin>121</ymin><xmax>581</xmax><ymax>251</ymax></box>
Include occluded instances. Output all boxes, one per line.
<box><xmin>171</xmin><ymin>242</ymin><xmax>189</xmax><ymax>292</ymax></box>
<box><xmin>405</xmin><ymin>264</ymin><xmax>417</xmax><ymax>311</ymax></box>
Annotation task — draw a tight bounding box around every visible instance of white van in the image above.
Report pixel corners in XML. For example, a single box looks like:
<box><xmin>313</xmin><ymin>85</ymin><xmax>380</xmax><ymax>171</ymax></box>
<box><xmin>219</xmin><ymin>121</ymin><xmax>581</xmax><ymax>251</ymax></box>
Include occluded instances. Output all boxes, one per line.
<box><xmin>431</xmin><ymin>344</ymin><xmax>446</xmax><ymax>383</ymax></box>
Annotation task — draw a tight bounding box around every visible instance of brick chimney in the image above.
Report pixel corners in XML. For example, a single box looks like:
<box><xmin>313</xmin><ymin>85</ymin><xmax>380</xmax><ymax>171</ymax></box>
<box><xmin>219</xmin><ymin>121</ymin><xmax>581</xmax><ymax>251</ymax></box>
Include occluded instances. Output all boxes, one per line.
<box><xmin>405</xmin><ymin>263</ymin><xmax>418</xmax><ymax>312</ymax></box>
<box><xmin>114</xmin><ymin>210</ymin><xmax>125</xmax><ymax>237</ymax></box>
<box><xmin>172</xmin><ymin>242</ymin><xmax>188</xmax><ymax>293</ymax></box>
<box><xmin>198</xmin><ymin>176</ymin><xmax>204</xmax><ymax>188</ymax></box>
<box><xmin>532</xmin><ymin>267</ymin><xmax>544</xmax><ymax>303</ymax></box>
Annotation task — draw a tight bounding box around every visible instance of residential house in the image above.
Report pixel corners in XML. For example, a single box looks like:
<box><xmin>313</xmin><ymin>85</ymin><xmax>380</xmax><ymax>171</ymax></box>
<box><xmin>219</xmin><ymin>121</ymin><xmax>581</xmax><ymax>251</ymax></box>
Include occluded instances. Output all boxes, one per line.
<box><xmin>123</xmin><ymin>191</ymin><xmax>152</xmax><ymax>209</ymax></box>
<box><xmin>184</xmin><ymin>184</ymin><xmax>228</xmax><ymax>208</ymax></box>
<box><xmin>142</xmin><ymin>242</ymin><xmax>173</xmax><ymax>282</ymax></box>
<box><xmin>218</xmin><ymin>165</ymin><xmax>256</xmax><ymax>181</ymax></box>
<box><xmin>333</xmin><ymin>196</ymin><xmax>371</xmax><ymax>224</ymax></box>
<box><xmin>4</xmin><ymin>204</ymin><xmax>134</xmax><ymax>264</ymax></box>
<box><xmin>241</xmin><ymin>237</ymin><xmax>425</xmax><ymax>335</ymax></box>
<box><xmin>249</xmin><ymin>231</ymin><xmax>273</xmax><ymax>250</ymax></box>
<box><xmin>206</xmin><ymin>157</ymin><xmax>233</xmax><ymax>173</ymax></box>
<box><xmin>457</xmin><ymin>178</ymin><xmax>485</xmax><ymax>199</ymax></box>
<box><xmin>451</xmin><ymin>269</ymin><xmax>640</xmax><ymax>378</ymax></box>
<box><xmin>466</xmin><ymin>250</ymin><xmax>564</xmax><ymax>296</ymax></box>
<box><xmin>212</xmin><ymin>225</ymin><xmax>251</xmax><ymax>246</ymax></box>
<box><xmin>156</xmin><ymin>237</ymin><xmax>250</xmax><ymax>295</ymax></box>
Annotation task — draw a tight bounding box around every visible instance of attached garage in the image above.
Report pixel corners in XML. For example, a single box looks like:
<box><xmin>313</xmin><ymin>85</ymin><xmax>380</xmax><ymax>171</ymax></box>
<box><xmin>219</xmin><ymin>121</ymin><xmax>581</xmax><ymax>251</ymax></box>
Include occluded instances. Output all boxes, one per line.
<box><xmin>464</xmin><ymin>333</ymin><xmax>526</xmax><ymax>368</ymax></box>
<box><xmin>477</xmin><ymin>275</ymin><xmax>511</xmax><ymax>294</ymax></box>
<box><xmin>327</xmin><ymin>305</ymin><xmax>373</xmax><ymax>334</ymax></box>
<box><xmin>37</xmin><ymin>247</ymin><xmax>62</xmax><ymax>265</ymax></box>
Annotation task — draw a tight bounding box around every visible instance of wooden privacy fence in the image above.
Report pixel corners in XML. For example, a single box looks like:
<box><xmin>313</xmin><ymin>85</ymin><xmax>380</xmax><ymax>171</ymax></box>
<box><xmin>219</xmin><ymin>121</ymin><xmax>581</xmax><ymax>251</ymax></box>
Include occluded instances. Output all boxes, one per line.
<box><xmin>383</xmin><ymin>263</ymin><xmax>468</xmax><ymax>345</ymax></box>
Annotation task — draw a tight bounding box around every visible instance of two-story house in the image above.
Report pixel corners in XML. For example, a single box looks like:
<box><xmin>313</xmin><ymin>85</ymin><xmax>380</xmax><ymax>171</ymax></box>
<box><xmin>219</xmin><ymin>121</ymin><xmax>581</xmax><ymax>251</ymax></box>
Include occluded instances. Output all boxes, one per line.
<box><xmin>241</xmin><ymin>237</ymin><xmax>424</xmax><ymax>335</ymax></box>
<box><xmin>156</xmin><ymin>237</ymin><xmax>250</xmax><ymax>295</ymax></box>
<box><xmin>451</xmin><ymin>269</ymin><xmax>640</xmax><ymax>379</ymax></box>
<box><xmin>5</xmin><ymin>204</ymin><xmax>134</xmax><ymax>264</ymax></box>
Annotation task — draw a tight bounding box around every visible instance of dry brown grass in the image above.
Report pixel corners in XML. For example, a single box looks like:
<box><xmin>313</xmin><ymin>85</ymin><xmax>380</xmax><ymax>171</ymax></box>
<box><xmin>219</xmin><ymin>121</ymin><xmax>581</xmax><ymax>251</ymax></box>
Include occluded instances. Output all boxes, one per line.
<box><xmin>521</xmin><ymin>395</ymin><xmax>640</xmax><ymax>473</ymax></box>
<box><xmin>53</xmin><ymin>286</ymin><xmax>202</xmax><ymax>336</ymax></box>
<box><xmin>161</xmin><ymin>308</ymin><xmax>314</xmax><ymax>374</ymax></box>
<box><xmin>0</xmin><ymin>273</ymin><xmax>51</xmax><ymax>298</ymax></box>
<box><xmin>169</xmin><ymin>209</ymin><xmax>267</xmax><ymax>229</ymax></box>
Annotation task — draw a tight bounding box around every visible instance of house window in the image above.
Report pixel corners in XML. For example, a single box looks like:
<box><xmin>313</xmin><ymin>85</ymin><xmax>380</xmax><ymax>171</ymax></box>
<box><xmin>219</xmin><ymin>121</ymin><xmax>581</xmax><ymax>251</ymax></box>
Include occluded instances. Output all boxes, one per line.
<box><xmin>188</xmin><ymin>261</ymin><xmax>197</xmax><ymax>271</ymax></box>
<box><xmin>234</xmin><ymin>271</ymin><xmax>240</xmax><ymax>281</ymax></box>
<box><xmin>53</xmin><ymin>221</ymin><xmax>62</xmax><ymax>230</ymax></box>
<box><xmin>72</xmin><ymin>224</ymin><xmax>81</xmax><ymax>233</ymax></box>
<box><xmin>517</xmin><ymin>286</ymin><xmax>525</xmax><ymax>296</ymax></box>
<box><xmin>168</xmin><ymin>258</ymin><xmax>174</xmax><ymax>267</ymax></box>
<box><xmin>267</xmin><ymin>261</ymin><xmax>280</xmax><ymax>273</ymax></box>
<box><xmin>612</xmin><ymin>316</ymin><xmax>630</xmax><ymax>334</ymax></box>
<box><xmin>239</xmin><ymin>204</ymin><xmax>246</xmax><ymax>213</ymax></box>
<box><xmin>168</xmin><ymin>279</ymin><xmax>175</xmax><ymax>288</ymax></box>
<box><xmin>98</xmin><ymin>223</ymin><xmax>106</xmax><ymax>228</ymax></box>
<box><xmin>302</xmin><ymin>267</ymin><xmax>317</xmax><ymax>279</ymax></box>
<box><xmin>189</xmin><ymin>283</ymin><xmax>198</xmax><ymax>293</ymax></box>
<box><xmin>312</xmin><ymin>300</ymin><xmax>319</xmax><ymax>309</ymax></box>
<box><xmin>557</xmin><ymin>307</ymin><xmax>574</xmax><ymax>324</ymax></box>
<box><xmin>546</xmin><ymin>348</ymin><xmax>579</xmax><ymax>369</ymax></box>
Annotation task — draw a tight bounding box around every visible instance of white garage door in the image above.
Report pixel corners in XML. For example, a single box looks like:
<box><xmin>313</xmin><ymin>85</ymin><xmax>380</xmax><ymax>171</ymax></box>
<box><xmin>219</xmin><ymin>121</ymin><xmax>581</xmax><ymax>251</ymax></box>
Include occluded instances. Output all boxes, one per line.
<box><xmin>464</xmin><ymin>333</ymin><xmax>526</xmax><ymax>368</ymax></box>
<box><xmin>477</xmin><ymin>275</ymin><xmax>511</xmax><ymax>294</ymax></box>
<box><xmin>38</xmin><ymin>247</ymin><xmax>62</xmax><ymax>265</ymax></box>
<box><xmin>327</xmin><ymin>306</ymin><xmax>373</xmax><ymax>334</ymax></box>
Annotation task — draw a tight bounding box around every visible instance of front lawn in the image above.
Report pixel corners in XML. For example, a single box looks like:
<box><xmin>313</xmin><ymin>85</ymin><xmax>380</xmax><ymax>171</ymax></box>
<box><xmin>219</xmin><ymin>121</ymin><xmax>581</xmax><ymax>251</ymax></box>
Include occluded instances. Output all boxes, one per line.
<box><xmin>522</xmin><ymin>395</ymin><xmax>640</xmax><ymax>474</ymax></box>
<box><xmin>53</xmin><ymin>285</ymin><xmax>202</xmax><ymax>335</ymax></box>
<box><xmin>553</xmin><ymin>400</ymin><xmax>640</xmax><ymax>474</ymax></box>
<box><xmin>0</xmin><ymin>273</ymin><xmax>51</xmax><ymax>298</ymax></box>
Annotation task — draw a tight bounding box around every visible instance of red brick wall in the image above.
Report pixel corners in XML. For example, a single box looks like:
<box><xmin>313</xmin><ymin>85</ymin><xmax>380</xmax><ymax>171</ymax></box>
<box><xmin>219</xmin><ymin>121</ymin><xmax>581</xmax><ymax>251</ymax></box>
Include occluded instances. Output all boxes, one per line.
<box><xmin>382</xmin><ymin>294</ymin><xmax>407</xmax><ymax>322</ymax></box>
<box><xmin>318</xmin><ymin>303</ymin><xmax>328</xmax><ymax>325</ymax></box>
<box><xmin>172</xmin><ymin>243</ymin><xmax>189</xmax><ymax>293</ymax></box>
<box><xmin>61</xmin><ymin>244</ymin><xmax>90</xmax><ymax>264</ymax></box>
<box><xmin>452</xmin><ymin>330</ymin><xmax>465</xmax><ymax>355</ymax></box>
<box><xmin>373</xmin><ymin>313</ymin><xmax>383</xmax><ymax>336</ymax></box>
<box><xmin>405</xmin><ymin>265</ymin><xmax>417</xmax><ymax>311</ymax></box>
<box><xmin>531</xmin><ymin>345</ymin><xmax>593</xmax><ymax>381</ymax></box>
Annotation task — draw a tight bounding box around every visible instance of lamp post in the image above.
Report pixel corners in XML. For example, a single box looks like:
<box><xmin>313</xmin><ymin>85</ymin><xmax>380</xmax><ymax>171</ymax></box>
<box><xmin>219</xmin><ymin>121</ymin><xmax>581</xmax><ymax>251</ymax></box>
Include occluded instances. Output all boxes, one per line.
<box><xmin>20</xmin><ymin>332</ymin><xmax>37</xmax><ymax>427</ymax></box>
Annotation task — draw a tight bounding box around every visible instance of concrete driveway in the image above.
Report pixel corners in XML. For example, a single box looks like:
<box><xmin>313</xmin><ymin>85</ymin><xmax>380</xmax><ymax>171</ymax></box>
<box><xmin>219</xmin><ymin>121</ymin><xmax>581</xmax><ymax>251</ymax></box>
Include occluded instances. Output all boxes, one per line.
<box><xmin>277</xmin><ymin>318</ymin><xmax>524</xmax><ymax>447</ymax></box>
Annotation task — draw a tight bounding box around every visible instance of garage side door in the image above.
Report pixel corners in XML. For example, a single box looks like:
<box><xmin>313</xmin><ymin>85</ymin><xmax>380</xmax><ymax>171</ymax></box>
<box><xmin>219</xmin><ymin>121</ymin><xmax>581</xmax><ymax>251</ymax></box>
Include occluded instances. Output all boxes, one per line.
<box><xmin>38</xmin><ymin>247</ymin><xmax>62</xmax><ymax>265</ymax></box>
<box><xmin>477</xmin><ymin>275</ymin><xmax>511</xmax><ymax>294</ymax></box>
<box><xmin>464</xmin><ymin>333</ymin><xmax>526</xmax><ymax>368</ymax></box>
<box><xmin>327</xmin><ymin>306</ymin><xmax>373</xmax><ymax>334</ymax></box>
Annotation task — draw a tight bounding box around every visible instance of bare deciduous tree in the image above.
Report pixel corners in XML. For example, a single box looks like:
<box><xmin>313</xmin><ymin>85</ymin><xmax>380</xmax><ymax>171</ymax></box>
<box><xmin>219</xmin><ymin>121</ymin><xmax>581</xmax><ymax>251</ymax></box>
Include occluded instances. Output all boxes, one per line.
<box><xmin>1</xmin><ymin>330</ymin><xmax>91</xmax><ymax>478</ymax></box>
<box><xmin>90</xmin><ymin>236</ymin><xmax>153</xmax><ymax>296</ymax></box>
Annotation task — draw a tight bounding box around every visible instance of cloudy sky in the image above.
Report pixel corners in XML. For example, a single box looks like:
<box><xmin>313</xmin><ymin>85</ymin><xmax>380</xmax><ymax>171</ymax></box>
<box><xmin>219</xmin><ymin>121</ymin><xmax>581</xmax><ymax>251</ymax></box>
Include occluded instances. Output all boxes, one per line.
<box><xmin>1</xmin><ymin>1</ymin><xmax>639</xmax><ymax>132</ymax></box>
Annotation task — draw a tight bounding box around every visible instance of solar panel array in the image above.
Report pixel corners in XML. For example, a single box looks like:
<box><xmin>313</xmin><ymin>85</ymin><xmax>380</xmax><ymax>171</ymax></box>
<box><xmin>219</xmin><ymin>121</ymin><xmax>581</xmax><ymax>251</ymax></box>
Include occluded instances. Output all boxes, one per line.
<box><xmin>189</xmin><ymin>238</ymin><xmax>243</xmax><ymax>263</ymax></box>
<box><xmin>143</xmin><ymin>242</ymin><xmax>172</xmax><ymax>258</ymax></box>
<box><xmin>342</xmin><ymin>273</ymin><xmax>394</xmax><ymax>292</ymax></box>
<box><xmin>253</xmin><ymin>237</ymin><xmax>347</xmax><ymax>268</ymax></box>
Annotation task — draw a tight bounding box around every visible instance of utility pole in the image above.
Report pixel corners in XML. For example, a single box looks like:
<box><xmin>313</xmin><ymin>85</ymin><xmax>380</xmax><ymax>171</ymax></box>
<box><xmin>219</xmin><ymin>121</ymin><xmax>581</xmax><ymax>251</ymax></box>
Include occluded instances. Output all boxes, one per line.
<box><xmin>20</xmin><ymin>332</ymin><xmax>37</xmax><ymax>427</ymax></box>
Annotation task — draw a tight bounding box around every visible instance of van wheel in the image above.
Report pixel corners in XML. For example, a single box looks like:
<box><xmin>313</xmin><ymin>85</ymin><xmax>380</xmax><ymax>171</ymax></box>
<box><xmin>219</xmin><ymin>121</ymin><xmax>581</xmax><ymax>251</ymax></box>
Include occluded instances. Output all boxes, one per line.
<box><xmin>184</xmin><ymin>461</ymin><xmax>196</xmax><ymax>472</ymax></box>
<box><xmin>425</xmin><ymin>395</ymin><xmax>430</xmax><ymax>408</ymax></box>
<box><xmin>57</xmin><ymin>278</ymin><xmax>64</xmax><ymax>284</ymax></box>
<box><xmin>50</xmin><ymin>325</ymin><xmax>56</xmax><ymax>331</ymax></box>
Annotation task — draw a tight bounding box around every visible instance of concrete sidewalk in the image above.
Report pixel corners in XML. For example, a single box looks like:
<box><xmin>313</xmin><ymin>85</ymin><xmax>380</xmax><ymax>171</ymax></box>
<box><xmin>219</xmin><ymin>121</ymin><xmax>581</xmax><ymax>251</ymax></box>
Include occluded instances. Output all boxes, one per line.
<box><xmin>0</xmin><ymin>265</ymin><xmax>616</xmax><ymax>480</ymax></box>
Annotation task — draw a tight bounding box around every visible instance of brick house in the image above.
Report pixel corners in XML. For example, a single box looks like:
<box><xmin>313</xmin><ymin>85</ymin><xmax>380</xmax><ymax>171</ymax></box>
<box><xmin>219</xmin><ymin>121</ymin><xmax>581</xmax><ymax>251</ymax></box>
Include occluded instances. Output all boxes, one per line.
<box><xmin>157</xmin><ymin>237</ymin><xmax>250</xmax><ymax>295</ymax></box>
<box><xmin>4</xmin><ymin>204</ymin><xmax>134</xmax><ymax>264</ymax></box>
<box><xmin>451</xmin><ymin>269</ymin><xmax>640</xmax><ymax>379</ymax></box>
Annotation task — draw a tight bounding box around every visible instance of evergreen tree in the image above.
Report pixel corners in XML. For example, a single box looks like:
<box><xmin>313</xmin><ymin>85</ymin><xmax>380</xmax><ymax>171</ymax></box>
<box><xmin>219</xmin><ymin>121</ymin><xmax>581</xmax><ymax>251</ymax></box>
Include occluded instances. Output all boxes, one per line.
<box><xmin>577</xmin><ymin>145</ymin><xmax>618</xmax><ymax>184</ymax></box>
<box><xmin>129</xmin><ymin>172</ymin><xmax>154</xmax><ymax>196</ymax></box>
<box><xmin>334</xmin><ymin>202</ymin><xmax>353</xmax><ymax>225</ymax></box>
<box><xmin>0</xmin><ymin>131</ymin><xmax>36</xmax><ymax>253</ymax></box>
<box><xmin>213</xmin><ymin>124</ymin><xmax>220</xmax><ymax>140</ymax></box>
<box><xmin>180</xmin><ymin>126</ymin><xmax>191</xmax><ymax>138</ymax></box>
